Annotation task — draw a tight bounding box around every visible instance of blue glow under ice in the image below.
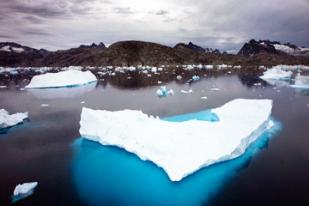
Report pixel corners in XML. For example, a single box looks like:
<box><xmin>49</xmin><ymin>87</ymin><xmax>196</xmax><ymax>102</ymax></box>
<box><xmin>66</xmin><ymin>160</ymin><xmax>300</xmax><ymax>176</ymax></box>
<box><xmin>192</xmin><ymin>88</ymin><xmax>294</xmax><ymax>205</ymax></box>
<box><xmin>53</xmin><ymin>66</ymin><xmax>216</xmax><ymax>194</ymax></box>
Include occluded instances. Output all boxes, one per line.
<box><xmin>72</xmin><ymin>110</ymin><xmax>281</xmax><ymax>206</ymax></box>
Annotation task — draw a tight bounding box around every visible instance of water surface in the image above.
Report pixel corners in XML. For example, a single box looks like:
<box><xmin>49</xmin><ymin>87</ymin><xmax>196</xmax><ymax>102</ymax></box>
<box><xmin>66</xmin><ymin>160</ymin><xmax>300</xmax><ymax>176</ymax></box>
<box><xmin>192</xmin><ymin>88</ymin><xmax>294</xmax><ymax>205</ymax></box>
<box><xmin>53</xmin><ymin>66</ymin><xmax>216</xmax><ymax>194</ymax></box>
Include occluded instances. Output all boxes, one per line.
<box><xmin>0</xmin><ymin>74</ymin><xmax>309</xmax><ymax>205</ymax></box>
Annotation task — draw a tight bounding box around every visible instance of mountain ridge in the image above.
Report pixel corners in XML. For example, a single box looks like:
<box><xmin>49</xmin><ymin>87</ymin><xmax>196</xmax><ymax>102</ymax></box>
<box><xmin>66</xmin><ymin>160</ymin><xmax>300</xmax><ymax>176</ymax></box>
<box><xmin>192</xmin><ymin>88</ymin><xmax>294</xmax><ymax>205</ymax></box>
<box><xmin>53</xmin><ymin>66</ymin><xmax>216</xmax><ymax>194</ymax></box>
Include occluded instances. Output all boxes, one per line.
<box><xmin>0</xmin><ymin>40</ymin><xmax>309</xmax><ymax>67</ymax></box>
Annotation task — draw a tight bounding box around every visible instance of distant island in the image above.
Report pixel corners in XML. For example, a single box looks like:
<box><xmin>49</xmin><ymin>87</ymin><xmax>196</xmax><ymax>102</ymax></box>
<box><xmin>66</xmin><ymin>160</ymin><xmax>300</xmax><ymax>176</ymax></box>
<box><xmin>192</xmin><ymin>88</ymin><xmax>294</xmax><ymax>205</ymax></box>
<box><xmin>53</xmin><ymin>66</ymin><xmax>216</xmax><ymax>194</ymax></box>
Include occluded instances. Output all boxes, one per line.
<box><xmin>0</xmin><ymin>39</ymin><xmax>309</xmax><ymax>67</ymax></box>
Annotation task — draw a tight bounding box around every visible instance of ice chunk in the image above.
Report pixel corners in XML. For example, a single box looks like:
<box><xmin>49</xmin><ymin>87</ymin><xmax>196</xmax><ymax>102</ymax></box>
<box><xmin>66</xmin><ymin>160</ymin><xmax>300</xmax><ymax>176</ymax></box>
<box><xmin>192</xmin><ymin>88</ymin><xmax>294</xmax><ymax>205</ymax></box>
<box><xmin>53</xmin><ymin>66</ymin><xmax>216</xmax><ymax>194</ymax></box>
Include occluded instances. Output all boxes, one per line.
<box><xmin>25</xmin><ymin>70</ymin><xmax>97</xmax><ymax>89</ymax></box>
<box><xmin>180</xmin><ymin>89</ymin><xmax>193</xmax><ymax>94</ymax></box>
<box><xmin>176</xmin><ymin>75</ymin><xmax>182</xmax><ymax>80</ymax></box>
<box><xmin>0</xmin><ymin>109</ymin><xmax>28</xmax><ymax>129</ymax></box>
<box><xmin>260</xmin><ymin>67</ymin><xmax>292</xmax><ymax>80</ymax></box>
<box><xmin>79</xmin><ymin>99</ymin><xmax>273</xmax><ymax>181</ymax></box>
<box><xmin>192</xmin><ymin>75</ymin><xmax>200</xmax><ymax>81</ymax></box>
<box><xmin>156</xmin><ymin>86</ymin><xmax>174</xmax><ymax>97</ymax></box>
<box><xmin>12</xmin><ymin>182</ymin><xmax>38</xmax><ymax>202</ymax></box>
<box><xmin>201</xmin><ymin>96</ymin><xmax>208</xmax><ymax>100</ymax></box>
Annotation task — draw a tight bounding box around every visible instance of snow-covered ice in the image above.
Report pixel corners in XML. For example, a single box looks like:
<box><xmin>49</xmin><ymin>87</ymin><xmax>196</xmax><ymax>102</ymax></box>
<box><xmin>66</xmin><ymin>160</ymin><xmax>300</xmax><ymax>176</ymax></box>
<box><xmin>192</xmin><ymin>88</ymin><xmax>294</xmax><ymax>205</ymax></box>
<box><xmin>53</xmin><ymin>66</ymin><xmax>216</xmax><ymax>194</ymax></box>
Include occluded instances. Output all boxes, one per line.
<box><xmin>0</xmin><ymin>109</ymin><xmax>28</xmax><ymax>129</ymax></box>
<box><xmin>156</xmin><ymin>86</ymin><xmax>174</xmax><ymax>97</ymax></box>
<box><xmin>79</xmin><ymin>99</ymin><xmax>273</xmax><ymax>181</ymax></box>
<box><xmin>201</xmin><ymin>96</ymin><xmax>208</xmax><ymax>100</ymax></box>
<box><xmin>13</xmin><ymin>182</ymin><xmax>38</xmax><ymax>196</ymax></box>
<box><xmin>260</xmin><ymin>67</ymin><xmax>292</xmax><ymax>80</ymax></box>
<box><xmin>12</xmin><ymin>182</ymin><xmax>38</xmax><ymax>202</ymax></box>
<box><xmin>25</xmin><ymin>70</ymin><xmax>97</xmax><ymax>89</ymax></box>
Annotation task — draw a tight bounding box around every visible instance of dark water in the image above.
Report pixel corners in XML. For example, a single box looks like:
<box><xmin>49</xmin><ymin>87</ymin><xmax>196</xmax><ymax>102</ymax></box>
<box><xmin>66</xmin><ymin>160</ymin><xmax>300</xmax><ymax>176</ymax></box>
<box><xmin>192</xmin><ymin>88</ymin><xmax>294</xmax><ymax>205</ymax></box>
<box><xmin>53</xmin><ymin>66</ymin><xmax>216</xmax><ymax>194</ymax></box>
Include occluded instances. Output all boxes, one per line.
<box><xmin>0</xmin><ymin>75</ymin><xmax>309</xmax><ymax>206</ymax></box>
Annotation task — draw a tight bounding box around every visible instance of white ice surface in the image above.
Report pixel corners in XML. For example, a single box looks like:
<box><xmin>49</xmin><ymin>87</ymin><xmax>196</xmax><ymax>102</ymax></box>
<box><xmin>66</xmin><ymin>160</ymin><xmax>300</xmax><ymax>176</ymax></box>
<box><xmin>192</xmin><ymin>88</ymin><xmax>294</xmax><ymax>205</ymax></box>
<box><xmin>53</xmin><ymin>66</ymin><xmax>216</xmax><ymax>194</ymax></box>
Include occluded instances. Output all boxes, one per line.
<box><xmin>0</xmin><ymin>109</ymin><xmax>28</xmax><ymax>129</ymax></box>
<box><xmin>25</xmin><ymin>70</ymin><xmax>97</xmax><ymax>89</ymax></box>
<box><xmin>80</xmin><ymin>99</ymin><xmax>273</xmax><ymax>181</ymax></box>
<box><xmin>260</xmin><ymin>67</ymin><xmax>292</xmax><ymax>80</ymax></box>
<box><xmin>13</xmin><ymin>182</ymin><xmax>38</xmax><ymax>196</ymax></box>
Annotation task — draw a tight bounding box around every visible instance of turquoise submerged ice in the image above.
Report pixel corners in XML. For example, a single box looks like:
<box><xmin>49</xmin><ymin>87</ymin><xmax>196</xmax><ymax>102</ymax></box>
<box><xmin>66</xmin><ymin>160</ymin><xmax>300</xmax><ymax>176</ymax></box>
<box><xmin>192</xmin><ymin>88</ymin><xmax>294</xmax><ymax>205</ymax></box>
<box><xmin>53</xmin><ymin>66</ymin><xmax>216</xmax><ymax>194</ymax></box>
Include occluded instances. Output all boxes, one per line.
<box><xmin>79</xmin><ymin>99</ymin><xmax>273</xmax><ymax>181</ymax></box>
<box><xmin>73</xmin><ymin>104</ymin><xmax>281</xmax><ymax>206</ymax></box>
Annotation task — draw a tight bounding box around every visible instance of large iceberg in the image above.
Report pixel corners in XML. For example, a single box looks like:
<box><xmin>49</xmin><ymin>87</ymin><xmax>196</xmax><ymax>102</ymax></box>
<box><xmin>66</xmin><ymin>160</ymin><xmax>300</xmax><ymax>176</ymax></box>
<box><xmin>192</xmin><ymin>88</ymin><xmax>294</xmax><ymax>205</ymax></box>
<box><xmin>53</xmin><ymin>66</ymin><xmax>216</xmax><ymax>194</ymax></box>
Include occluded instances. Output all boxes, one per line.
<box><xmin>260</xmin><ymin>67</ymin><xmax>292</xmax><ymax>80</ymax></box>
<box><xmin>0</xmin><ymin>109</ymin><xmax>28</xmax><ymax>129</ymax></box>
<box><xmin>79</xmin><ymin>99</ymin><xmax>273</xmax><ymax>181</ymax></box>
<box><xmin>25</xmin><ymin>70</ymin><xmax>97</xmax><ymax>89</ymax></box>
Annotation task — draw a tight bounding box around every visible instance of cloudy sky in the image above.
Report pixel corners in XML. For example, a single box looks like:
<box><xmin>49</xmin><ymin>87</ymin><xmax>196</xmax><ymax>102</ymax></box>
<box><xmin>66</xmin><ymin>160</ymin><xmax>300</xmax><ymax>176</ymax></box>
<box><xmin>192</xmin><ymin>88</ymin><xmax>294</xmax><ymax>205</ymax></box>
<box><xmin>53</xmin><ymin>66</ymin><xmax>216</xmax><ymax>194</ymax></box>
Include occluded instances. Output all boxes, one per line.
<box><xmin>0</xmin><ymin>0</ymin><xmax>308</xmax><ymax>52</ymax></box>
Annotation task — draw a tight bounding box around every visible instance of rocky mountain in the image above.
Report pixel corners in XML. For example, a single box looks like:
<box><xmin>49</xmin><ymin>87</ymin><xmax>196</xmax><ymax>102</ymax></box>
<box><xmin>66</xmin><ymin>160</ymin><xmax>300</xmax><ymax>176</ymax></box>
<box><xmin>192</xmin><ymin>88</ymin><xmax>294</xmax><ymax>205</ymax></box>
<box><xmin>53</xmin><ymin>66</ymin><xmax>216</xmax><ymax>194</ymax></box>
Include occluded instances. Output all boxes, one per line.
<box><xmin>238</xmin><ymin>39</ymin><xmax>309</xmax><ymax>57</ymax></box>
<box><xmin>0</xmin><ymin>40</ymin><xmax>309</xmax><ymax>67</ymax></box>
<box><xmin>0</xmin><ymin>42</ymin><xmax>49</xmax><ymax>67</ymax></box>
<box><xmin>78</xmin><ymin>42</ymin><xmax>106</xmax><ymax>49</ymax></box>
<box><xmin>174</xmin><ymin>42</ymin><xmax>220</xmax><ymax>54</ymax></box>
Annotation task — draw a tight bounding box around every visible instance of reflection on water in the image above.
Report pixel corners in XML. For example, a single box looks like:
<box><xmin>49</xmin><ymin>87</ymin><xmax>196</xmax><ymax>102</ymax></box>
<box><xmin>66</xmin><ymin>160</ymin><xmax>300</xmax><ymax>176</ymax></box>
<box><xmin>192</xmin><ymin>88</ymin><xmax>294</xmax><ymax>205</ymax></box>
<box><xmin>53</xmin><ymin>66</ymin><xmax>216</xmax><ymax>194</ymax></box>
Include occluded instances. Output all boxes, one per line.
<box><xmin>1</xmin><ymin>73</ymin><xmax>308</xmax><ymax>206</ymax></box>
<box><xmin>72</xmin><ymin>116</ymin><xmax>281</xmax><ymax>206</ymax></box>
<box><xmin>27</xmin><ymin>82</ymin><xmax>98</xmax><ymax>100</ymax></box>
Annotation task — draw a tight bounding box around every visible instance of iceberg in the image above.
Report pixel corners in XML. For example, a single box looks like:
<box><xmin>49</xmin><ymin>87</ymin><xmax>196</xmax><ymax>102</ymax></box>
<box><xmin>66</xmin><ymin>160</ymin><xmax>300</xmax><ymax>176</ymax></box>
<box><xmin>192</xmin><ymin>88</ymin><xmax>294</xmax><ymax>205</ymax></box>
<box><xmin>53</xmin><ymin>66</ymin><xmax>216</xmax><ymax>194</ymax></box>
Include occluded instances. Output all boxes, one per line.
<box><xmin>156</xmin><ymin>86</ymin><xmax>174</xmax><ymax>97</ymax></box>
<box><xmin>290</xmin><ymin>73</ymin><xmax>309</xmax><ymax>89</ymax></box>
<box><xmin>260</xmin><ymin>67</ymin><xmax>292</xmax><ymax>80</ymax></box>
<box><xmin>79</xmin><ymin>99</ymin><xmax>273</xmax><ymax>181</ymax></box>
<box><xmin>192</xmin><ymin>75</ymin><xmax>200</xmax><ymax>81</ymax></box>
<box><xmin>12</xmin><ymin>182</ymin><xmax>38</xmax><ymax>203</ymax></box>
<box><xmin>0</xmin><ymin>109</ymin><xmax>28</xmax><ymax>129</ymax></box>
<box><xmin>25</xmin><ymin>70</ymin><xmax>97</xmax><ymax>89</ymax></box>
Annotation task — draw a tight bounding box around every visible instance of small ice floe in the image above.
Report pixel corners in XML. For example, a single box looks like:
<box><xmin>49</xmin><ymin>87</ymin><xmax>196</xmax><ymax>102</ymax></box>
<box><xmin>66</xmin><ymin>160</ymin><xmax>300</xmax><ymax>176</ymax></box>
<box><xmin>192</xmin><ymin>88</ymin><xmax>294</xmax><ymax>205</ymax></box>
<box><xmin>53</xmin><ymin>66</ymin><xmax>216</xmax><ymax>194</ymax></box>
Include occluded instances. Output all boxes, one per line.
<box><xmin>210</xmin><ymin>88</ymin><xmax>220</xmax><ymax>91</ymax></box>
<box><xmin>79</xmin><ymin>99</ymin><xmax>273</xmax><ymax>181</ymax></box>
<box><xmin>180</xmin><ymin>89</ymin><xmax>193</xmax><ymax>94</ymax></box>
<box><xmin>156</xmin><ymin>86</ymin><xmax>174</xmax><ymax>97</ymax></box>
<box><xmin>201</xmin><ymin>96</ymin><xmax>208</xmax><ymax>100</ymax></box>
<box><xmin>0</xmin><ymin>85</ymin><xmax>7</xmax><ymax>89</ymax></box>
<box><xmin>176</xmin><ymin>75</ymin><xmax>182</xmax><ymax>80</ymax></box>
<box><xmin>25</xmin><ymin>70</ymin><xmax>97</xmax><ymax>89</ymax></box>
<box><xmin>253</xmin><ymin>83</ymin><xmax>262</xmax><ymax>86</ymax></box>
<box><xmin>20</xmin><ymin>88</ymin><xmax>25</xmax><ymax>91</ymax></box>
<box><xmin>40</xmin><ymin>104</ymin><xmax>49</xmax><ymax>107</ymax></box>
<box><xmin>157</xmin><ymin>81</ymin><xmax>162</xmax><ymax>84</ymax></box>
<box><xmin>12</xmin><ymin>182</ymin><xmax>38</xmax><ymax>203</ymax></box>
<box><xmin>0</xmin><ymin>109</ymin><xmax>28</xmax><ymax>129</ymax></box>
<box><xmin>80</xmin><ymin>101</ymin><xmax>85</xmax><ymax>104</ymax></box>
<box><xmin>192</xmin><ymin>75</ymin><xmax>200</xmax><ymax>81</ymax></box>
<box><xmin>260</xmin><ymin>67</ymin><xmax>292</xmax><ymax>80</ymax></box>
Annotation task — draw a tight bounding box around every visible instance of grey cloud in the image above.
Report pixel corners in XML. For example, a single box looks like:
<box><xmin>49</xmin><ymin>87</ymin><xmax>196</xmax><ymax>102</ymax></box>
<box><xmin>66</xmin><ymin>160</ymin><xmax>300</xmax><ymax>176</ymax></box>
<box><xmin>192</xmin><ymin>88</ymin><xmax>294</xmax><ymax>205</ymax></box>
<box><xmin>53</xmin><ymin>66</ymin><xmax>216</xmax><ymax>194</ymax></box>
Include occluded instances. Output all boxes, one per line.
<box><xmin>0</xmin><ymin>0</ymin><xmax>308</xmax><ymax>51</ymax></box>
<box><xmin>155</xmin><ymin>10</ymin><xmax>169</xmax><ymax>15</ymax></box>
<box><xmin>23</xmin><ymin>30</ymin><xmax>52</xmax><ymax>36</ymax></box>
<box><xmin>0</xmin><ymin>34</ymin><xmax>15</xmax><ymax>39</ymax></box>
<box><xmin>114</xmin><ymin>7</ymin><xmax>133</xmax><ymax>14</ymax></box>
<box><xmin>24</xmin><ymin>16</ymin><xmax>44</xmax><ymax>24</ymax></box>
